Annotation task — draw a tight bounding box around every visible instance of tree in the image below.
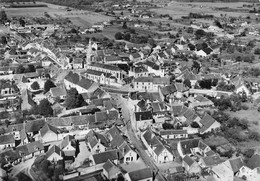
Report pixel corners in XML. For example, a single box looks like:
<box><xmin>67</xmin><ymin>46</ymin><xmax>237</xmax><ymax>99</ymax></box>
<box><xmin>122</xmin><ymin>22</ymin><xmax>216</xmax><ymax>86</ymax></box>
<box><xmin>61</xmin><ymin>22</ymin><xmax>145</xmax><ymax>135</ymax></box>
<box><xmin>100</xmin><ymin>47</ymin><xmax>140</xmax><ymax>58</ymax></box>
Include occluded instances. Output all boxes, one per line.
<box><xmin>115</xmin><ymin>32</ymin><xmax>124</xmax><ymax>40</ymax></box>
<box><xmin>0</xmin><ymin>36</ymin><xmax>7</xmax><ymax>45</ymax></box>
<box><xmin>37</xmin><ymin>99</ymin><xmax>53</xmax><ymax>117</ymax></box>
<box><xmin>191</xmin><ymin>122</ymin><xmax>200</xmax><ymax>128</ymax></box>
<box><xmin>195</xmin><ymin>29</ymin><xmax>206</xmax><ymax>39</ymax></box>
<box><xmin>65</xmin><ymin>88</ymin><xmax>85</xmax><ymax>109</ymax></box>
<box><xmin>183</xmin><ymin>79</ymin><xmax>191</xmax><ymax>88</ymax></box>
<box><xmin>44</xmin><ymin>79</ymin><xmax>56</xmax><ymax>93</ymax></box>
<box><xmin>25</xmin><ymin>64</ymin><xmax>35</xmax><ymax>73</ymax></box>
<box><xmin>124</xmin><ymin>33</ymin><xmax>131</xmax><ymax>41</ymax></box>
<box><xmin>0</xmin><ymin>10</ymin><xmax>7</xmax><ymax>23</ymax></box>
<box><xmin>70</xmin><ymin>28</ymin><xmax>78</xmax><ymax>34</ymax></box>
<box><xmin>16</xmin><ymin>65</ymin><xmax>25</xmax><ymax>74</ymax></box>
<box><xmin>31</xmin><ymin>81</ymin><xmax>40</xmax><ymax>90</ymax></box>
<box><xmin>19</xmin><ymin>18</ymin><xmax>25</xmax><ymax>27</ymax></box>
<box><xmin>254</xmin><ymin>48</ymin><xmax>260</xmax><ymax>55</ymax></box>
<box><xmin>192</xmin><ymin>60</ymin><xmax>200</xmax><ymax>71</ymax></box>
<box><xmin>162</xmin><ymin>122</ymin><xmax>174</xmax><ymax>129</ymax></box>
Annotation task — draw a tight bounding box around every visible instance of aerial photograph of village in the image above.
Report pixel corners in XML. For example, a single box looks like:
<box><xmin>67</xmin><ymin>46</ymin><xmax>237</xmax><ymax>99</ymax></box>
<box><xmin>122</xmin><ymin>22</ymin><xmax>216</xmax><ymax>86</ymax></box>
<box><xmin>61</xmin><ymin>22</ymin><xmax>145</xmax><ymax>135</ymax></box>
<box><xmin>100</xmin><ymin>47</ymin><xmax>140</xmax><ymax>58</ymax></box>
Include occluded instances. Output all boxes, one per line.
<box><xmin>2</xmin><ymin>0</ymin><xmax>260</xmax><ymax>180</ymax></box>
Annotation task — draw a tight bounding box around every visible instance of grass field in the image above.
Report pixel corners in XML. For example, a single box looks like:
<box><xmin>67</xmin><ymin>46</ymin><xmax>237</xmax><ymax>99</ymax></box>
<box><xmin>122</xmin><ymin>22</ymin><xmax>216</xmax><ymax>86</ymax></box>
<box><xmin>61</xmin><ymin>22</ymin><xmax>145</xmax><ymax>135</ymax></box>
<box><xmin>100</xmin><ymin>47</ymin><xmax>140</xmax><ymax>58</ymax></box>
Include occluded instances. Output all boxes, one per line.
<box><xmin>4</xmin><ymin>2</ymin><xmax>112</xmax><ymax>28</ymax></box>
<box><xmin>150</xmin><ymin>1</ymin><xmax>253</xmax><ymax>19</ymax></box>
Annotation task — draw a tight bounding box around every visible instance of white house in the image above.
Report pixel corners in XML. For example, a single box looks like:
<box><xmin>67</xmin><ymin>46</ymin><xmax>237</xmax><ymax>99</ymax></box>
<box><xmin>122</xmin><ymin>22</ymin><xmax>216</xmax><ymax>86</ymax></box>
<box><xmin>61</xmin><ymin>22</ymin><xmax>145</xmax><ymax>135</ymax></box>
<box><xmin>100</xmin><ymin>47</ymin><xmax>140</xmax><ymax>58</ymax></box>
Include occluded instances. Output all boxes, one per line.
<box><xmin>46</xmin><ymin>145</ymin><xmax>63</xmax><ymax>162</ymax></box>
<box><xmin>159</xmin><ymin>129</ymin><xmax>188</xmax><ymax>140</ymax></box>
<box><xmin>141</xmin><ymin>129</ymin><xmax>175</xmax><ymax>163</ymax></box>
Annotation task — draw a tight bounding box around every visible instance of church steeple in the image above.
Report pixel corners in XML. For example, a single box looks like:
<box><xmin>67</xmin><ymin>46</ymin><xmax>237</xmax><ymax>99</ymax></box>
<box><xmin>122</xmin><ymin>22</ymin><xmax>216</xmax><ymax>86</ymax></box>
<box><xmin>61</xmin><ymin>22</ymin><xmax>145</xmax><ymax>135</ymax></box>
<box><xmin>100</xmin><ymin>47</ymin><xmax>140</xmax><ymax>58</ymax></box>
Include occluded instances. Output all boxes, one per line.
<box><xmin>86</xmin><ymin>38</ymin><xmax>92</xmax><ymax>66</ymax></box>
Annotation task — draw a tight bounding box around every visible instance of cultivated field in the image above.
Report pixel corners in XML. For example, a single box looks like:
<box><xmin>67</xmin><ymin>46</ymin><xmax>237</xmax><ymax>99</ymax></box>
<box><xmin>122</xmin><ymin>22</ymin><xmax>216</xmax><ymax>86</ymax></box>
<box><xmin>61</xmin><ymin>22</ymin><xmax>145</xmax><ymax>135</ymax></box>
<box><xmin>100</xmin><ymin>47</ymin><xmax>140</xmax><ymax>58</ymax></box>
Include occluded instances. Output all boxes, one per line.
<box><xmin>151</xmin><ymin>1</ymin><xmax>254</xmax><ymax>18</ymax></box>
<box><xmin>4</xmin><ymin>2</ymin><xmax>112</xmax><ymax>28</ymax></box>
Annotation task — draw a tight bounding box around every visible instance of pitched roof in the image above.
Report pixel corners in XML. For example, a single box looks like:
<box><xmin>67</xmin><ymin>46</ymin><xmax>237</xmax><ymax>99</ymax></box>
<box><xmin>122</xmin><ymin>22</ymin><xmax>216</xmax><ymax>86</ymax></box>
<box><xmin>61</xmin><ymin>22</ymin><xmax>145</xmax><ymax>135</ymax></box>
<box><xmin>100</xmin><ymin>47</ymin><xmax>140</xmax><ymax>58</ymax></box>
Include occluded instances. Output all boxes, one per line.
<box><xmin>103</xmin><ymin>159</ymin><xmax>120</xmax><ymax>173</ymax></box>
<box><xmin>46</xmin><ymin>145</ymin><xmax>61</xmax><ymax>159</ymax></box>
<box><xmin>16</xmin><ymin>141</ymin><xmax>44</xmax><ymax>156</ymax></box>
<box><xmin>95</xmin><ymin>110</ymin><xmax>118</xmax><ymax>122</ymax></box>
<box><xmin>92</xmin><ymin>149</ymin><xmax>120</xmax><ymax>165</ymax></box>
<box><xmin>40</xmin><ymin>123</ymin><xmax>59</xmax><ymax>137</ymax></box>
<box><xmin>247</xmin><ymin>153</ymin><xmax>260</xmax><ymax>169</ymax></box>
<box><xmin>25</xmin><ymin>119</ymin><xmax>45</xmax><ymax>133</ymax></box>
<box><xmin>106</xmin><ymin>125</ymin><xmax>121</xmax><ymax>140</ymax></box>
<box><xmin>227</xmin><ymin>157</ymin><xmax>244</xmax><ymax>173</ymax></box>
<box><xmin>160</xmin><ymin>85</ymin><xmax>177</xmax><ymax>95</ymax></box>
<box><xmin>179</xmin><ymin>138</ymin><xmax>201</xmax><ymax>155</ymax></box>
<box><xmin>50</xmin><ymin>86</ymin><xmax>67</xmax><ymax>97</ymax></box>
<box><xmin>0</xmin><ymin>134</ymin><xmax>15</xmax><ymax>145</ymax></box>
<box><xmin>64</xmin><ymin>71</ymin><xmax>80</xmax><ymax>84</ymax></box>
<box><xmin>77</xmin><ymin>77</ymin><xmax>97</xmax><ymax>90</ymax></box>
<box><xmin>142</xmin><ymin>129</ymin><xmax>173</xmax><ymax>156</ymax></box>
<box><xmin>200</xmin><ymin>114</ymin><xmax>220</xmax><ymax>133</ymax></box>
<box><xmin>60</xmin><ymin>135</ymin><xmax>75</xmax><ymax>150</ymax></box>
<box><xmin>128</xmin><ymin>168</ymin><xmax>153</xmax><ymax>180</ymax></box>
<box><xmin>135</xmin><ymin>111</ymin><xmax>153</xmax><ymax>121</ymax></box>
<box><xmin>202</xmin><ymin>155</ymin><xmax>223</xmax><ymax>167</ymax></box>
<box><xmin>183</xmin><ymin>155</ymin><xmax>195</xmax><ymax>166</ymax></box>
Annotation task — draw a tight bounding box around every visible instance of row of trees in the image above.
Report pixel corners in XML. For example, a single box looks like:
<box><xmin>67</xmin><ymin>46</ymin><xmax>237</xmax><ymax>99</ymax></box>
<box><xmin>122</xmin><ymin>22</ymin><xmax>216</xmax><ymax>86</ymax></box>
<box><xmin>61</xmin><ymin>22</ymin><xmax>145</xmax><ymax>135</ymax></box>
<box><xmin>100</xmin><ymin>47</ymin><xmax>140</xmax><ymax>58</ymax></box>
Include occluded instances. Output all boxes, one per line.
<box><xmin>29</xmin><ymin>87</ymin><xmax>86</xmax><ymax>117</ymax></box>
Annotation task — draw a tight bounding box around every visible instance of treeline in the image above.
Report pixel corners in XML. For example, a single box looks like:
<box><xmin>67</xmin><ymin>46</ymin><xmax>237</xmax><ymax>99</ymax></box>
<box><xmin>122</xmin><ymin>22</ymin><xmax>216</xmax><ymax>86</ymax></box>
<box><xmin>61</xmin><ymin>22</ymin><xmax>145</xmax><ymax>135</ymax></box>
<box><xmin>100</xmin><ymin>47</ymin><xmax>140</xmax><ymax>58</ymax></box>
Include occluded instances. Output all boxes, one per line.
<box><xmin>9</xmin><ymin>4</ymin><xmax>48</xmax><ymax>8</ymax></box>
<box><xmin>37</xmin><ymin>0</ymin><xmax>104</xmax><ymax>8</ymax></box>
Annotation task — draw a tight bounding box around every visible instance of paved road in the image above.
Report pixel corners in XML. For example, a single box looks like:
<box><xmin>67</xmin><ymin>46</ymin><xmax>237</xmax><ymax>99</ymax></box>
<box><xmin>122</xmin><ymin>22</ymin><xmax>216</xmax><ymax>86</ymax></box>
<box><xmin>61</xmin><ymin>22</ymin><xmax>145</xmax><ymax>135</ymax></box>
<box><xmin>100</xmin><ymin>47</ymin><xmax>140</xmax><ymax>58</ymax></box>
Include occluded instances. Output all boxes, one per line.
<box><xmin>114</xmin><ymin>95</ymin><xmax>167</xmax><ymax>181</ymax></box>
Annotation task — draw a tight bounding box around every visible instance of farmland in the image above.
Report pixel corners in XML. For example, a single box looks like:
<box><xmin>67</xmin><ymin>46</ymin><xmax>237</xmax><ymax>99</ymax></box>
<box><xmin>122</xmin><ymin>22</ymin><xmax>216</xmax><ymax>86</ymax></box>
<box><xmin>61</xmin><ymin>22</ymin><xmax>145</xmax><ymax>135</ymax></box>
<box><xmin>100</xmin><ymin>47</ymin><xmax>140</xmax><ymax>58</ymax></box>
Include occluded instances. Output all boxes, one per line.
<box><xmin>150</xmin><ymin>1</ymin><xmax>255</xmax><ymax>18</ymax></box>
<box><xmin>4</xmin><ymin>2</ymin><xmax>112</xmax><ymax>28</ymax></box>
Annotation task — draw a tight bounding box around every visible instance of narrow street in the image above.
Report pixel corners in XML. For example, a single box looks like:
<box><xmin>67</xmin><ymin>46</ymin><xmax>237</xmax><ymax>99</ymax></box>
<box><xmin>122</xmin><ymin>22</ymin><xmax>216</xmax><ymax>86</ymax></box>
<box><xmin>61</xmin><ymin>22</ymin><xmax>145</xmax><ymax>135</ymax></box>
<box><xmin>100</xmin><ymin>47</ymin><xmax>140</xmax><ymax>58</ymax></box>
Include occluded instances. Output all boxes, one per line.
<box><xmin>114</xmin><ymin>94</ymin><xmax>167</xmax><ymax>181</ymax></box>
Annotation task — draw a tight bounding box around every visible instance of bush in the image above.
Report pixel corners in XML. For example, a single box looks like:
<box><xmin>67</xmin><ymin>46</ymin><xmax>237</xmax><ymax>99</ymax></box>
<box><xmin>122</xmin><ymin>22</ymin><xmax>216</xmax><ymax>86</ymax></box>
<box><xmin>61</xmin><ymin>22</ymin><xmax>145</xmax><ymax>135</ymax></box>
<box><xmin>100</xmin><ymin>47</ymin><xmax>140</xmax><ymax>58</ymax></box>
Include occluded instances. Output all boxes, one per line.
<box><xmin>31</xmin><ymin>81</ymin><xmax>40</xmax><ymax>90</ymax></box>
<box><xmin>243</xmin><ymin>149</ymin><xmax>255</xmax><ymax>158</ymax></box>
<box><xmin>254</xmin><ymin>48</ymin><xmax>260</xmax><ymax>55</ymax></box>
<box><xmin>248</xmin><ymin>131</ymin><xmax>260</xmax><ymax>141</ymax></box>
<box><xmin>115</xmin><ymin>32</ymin><xmax>124</xmax><ymax>40</ymax></box>
<box><xmin>162</xmin><ymin>122</ymin><xmax>174</xmax><ymax>129</ymax></box>
<box><xmin>241</xmin><ymin>104</ymin><xmax>249</xmax><ymax>110</ymax></box>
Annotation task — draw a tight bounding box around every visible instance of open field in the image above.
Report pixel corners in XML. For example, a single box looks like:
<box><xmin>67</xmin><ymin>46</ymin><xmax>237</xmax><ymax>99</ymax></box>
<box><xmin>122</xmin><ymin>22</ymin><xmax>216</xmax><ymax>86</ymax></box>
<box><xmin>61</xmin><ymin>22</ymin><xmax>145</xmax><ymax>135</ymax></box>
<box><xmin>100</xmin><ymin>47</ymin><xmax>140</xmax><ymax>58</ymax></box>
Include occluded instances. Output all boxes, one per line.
<box><xmin>226</xmin><ymin>108</ymin><xmax>260</xmax><ymax>133</ymax></box>
<box><xmin>4</xmin><ymin>2</ymin><xmax>112</xmax><ymax>28</ymax></box>
<box><xmin>150</xmin><ymin>1</ymin><xmax>254</xmax><ymax>19</ymax></box>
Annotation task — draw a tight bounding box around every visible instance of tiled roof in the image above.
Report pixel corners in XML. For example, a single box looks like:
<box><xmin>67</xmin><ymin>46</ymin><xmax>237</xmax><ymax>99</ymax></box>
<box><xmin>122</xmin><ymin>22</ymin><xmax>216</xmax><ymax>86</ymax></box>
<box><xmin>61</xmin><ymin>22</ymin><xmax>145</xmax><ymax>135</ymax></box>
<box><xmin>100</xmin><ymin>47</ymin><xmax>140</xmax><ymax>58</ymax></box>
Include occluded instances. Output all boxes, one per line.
<box><xmin>77</xmin><ymin>77</ymin><xmax>96</xmax><ymax>90</ymax></box>
<box><xmin>183</xmin><ymin>155</ymin><xmax>195</xmax><ymax>166</ymax></box>
<box><xmin>92</xmin><ymin>149</ymin><xmax>121</xmax><ymax>165</ymax></box>
<box><xmin>40</xmin><ymin>123</ymin><xmax>59</xmax><ymax>137</ymax></box>
<box><xmin>64</xmin><ymin>71</ymin><xmax>80</xmax><ymax>84</ymax></box>
<box><xmin>46</xmin><ymin>145</ymin><xmax>61</xmax><ymax>159</ymax></box>
<box><xmin>128</xmin><ymin>168</ymin><xmax>153</xmax><ymax>181</ymax></box>
<box><xmin>50</xmin><ymin>86</ymin><xmax>67</xmax><ymax>97</ymax></box>
<box><xmin>0</xmin><ymin>134</ymin><xmax>15</xmax><ymax>145</ymax></box>
<box><xmin>202</xmin><ymin>155</ymin><xmax>223</xmax><ymax>167</ymax></box>
<box><xmin>247</xmin><ymin>153</ymin><xmax>260</xmax><ymax>169</ymax></box>
<box><xmin>160</xmin><ymin>85</ymin><xmax>177</xmax><ymax>95</ymax></box>
<box><xmin>16</xmin><ymin>141</ymin><xmax>44</xmax><ymax>156</ymax></box>
<box><xmin>200</xmin><ymin>114</ymin><xmax>219</xmax><ymax>133</ymax></box>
